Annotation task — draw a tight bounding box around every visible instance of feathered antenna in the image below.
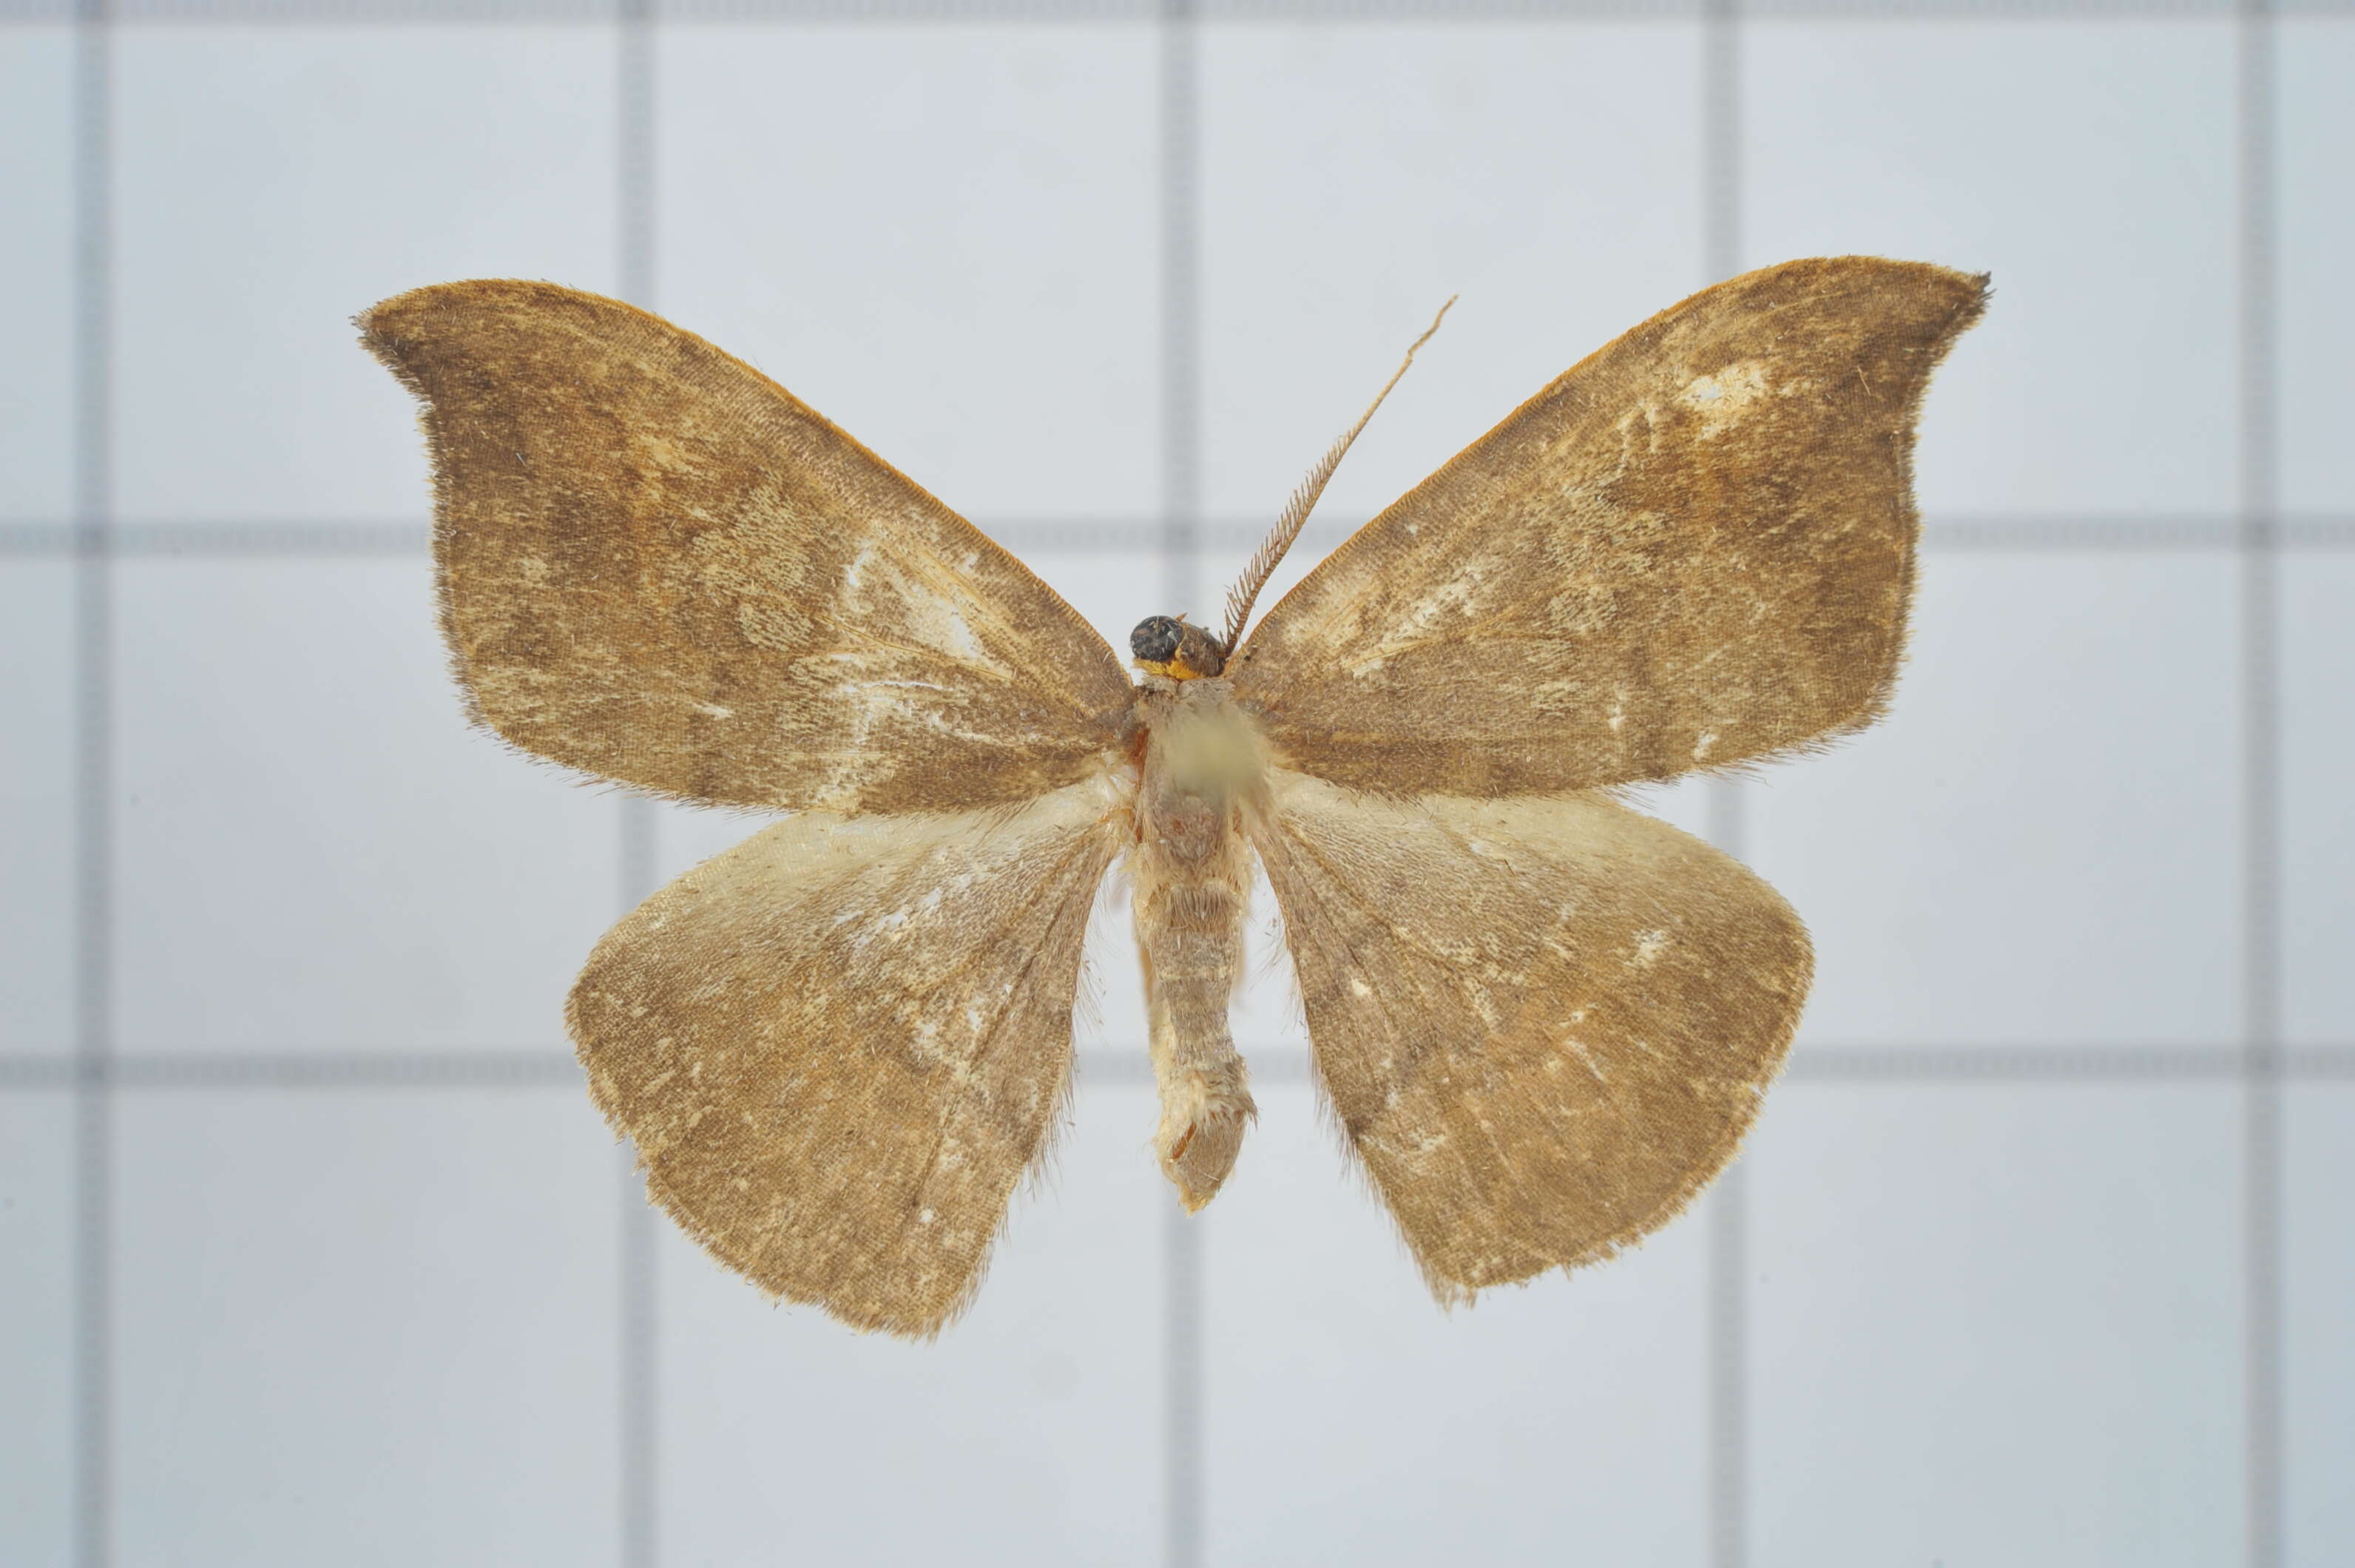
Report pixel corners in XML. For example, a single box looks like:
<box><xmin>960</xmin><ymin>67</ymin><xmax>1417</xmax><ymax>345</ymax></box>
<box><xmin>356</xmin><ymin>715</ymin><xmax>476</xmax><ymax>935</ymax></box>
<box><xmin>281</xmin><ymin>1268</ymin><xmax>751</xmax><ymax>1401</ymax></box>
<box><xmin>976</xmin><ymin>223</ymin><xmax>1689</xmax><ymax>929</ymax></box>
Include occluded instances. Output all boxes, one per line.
<box><xmin>1219</xmin><ymin>296</ymin><xmax>1458</xmax><ymax>655</ymax></box>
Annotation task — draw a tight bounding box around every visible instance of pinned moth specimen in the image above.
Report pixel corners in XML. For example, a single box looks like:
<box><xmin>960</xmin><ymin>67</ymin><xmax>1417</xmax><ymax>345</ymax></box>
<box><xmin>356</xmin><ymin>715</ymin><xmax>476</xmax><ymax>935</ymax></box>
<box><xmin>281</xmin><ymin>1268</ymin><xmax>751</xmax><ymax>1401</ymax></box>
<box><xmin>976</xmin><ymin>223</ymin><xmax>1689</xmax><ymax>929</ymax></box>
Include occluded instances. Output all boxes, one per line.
<box><xmin>359</xmin><ymin>257</ymin><xmax>1986</xmax><ymax>1337</ymax></box>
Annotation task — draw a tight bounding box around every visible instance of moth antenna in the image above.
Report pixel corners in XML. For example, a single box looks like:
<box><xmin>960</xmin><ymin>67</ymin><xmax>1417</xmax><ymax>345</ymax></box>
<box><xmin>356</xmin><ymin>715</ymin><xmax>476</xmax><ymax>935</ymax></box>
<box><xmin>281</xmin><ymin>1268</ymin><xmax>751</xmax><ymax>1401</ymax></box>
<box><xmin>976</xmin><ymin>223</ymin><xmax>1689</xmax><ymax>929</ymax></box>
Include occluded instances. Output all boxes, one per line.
<box><xmin>1219</xmin><ymin>296</ymin><xmax>1458</xmax><ymax>654</ymax></box>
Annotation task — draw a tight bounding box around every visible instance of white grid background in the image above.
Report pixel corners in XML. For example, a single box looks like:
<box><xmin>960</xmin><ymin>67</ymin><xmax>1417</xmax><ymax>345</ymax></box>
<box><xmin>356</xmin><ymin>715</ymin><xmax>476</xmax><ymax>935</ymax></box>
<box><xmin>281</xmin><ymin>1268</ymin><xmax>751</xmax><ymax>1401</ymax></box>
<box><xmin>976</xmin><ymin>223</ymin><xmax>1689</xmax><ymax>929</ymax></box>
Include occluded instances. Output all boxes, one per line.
<box><xmin>2</xmin><ymin>3</ymin><xmax>2351</xmax><ymax>1564</ymax></box>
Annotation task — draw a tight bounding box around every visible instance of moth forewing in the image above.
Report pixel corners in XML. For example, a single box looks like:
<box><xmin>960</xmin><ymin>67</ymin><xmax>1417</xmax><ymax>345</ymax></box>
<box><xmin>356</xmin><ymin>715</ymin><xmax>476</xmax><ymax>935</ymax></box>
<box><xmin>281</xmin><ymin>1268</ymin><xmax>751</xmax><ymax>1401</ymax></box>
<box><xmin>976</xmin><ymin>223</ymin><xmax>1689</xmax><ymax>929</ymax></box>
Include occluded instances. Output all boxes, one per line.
<box><xmin>358</xmin><ymin>279</ymin><xmax>1132</xmax><ymax>817</ymax></box>
<box><xmin>1227</xmin><ymin>257</ymin><xmax>1989</xmax><ymax>798</ymax></box>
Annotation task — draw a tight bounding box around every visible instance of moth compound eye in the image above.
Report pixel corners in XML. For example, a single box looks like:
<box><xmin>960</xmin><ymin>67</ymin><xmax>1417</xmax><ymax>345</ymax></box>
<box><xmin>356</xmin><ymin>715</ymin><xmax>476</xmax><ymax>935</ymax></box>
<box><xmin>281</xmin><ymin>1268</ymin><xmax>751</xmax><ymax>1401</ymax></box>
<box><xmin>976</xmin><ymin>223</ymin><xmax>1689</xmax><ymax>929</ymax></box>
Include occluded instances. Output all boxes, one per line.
<box><xmin>1130</xmin><ymin>616</ymin><xmax>1227</xmax><ymax>680</ymax></box>
<box><xmin>1130</xmin><ymin>616</ymin><xmax>1183</xmax><ymax>664</ymax></box>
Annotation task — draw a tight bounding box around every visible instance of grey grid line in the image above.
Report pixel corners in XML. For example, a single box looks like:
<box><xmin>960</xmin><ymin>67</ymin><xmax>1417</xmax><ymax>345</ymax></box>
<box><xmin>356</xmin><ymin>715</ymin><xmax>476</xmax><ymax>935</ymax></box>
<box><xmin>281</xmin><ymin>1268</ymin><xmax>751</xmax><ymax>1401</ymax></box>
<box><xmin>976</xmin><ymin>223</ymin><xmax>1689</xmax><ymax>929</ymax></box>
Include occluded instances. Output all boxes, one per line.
<box><xmin>9</xmin><ymin>0</ymin><xmax>2354</xmax><ymax>21</ymax></box>
<box><xmin>1706</xmin><ymin>1172</ymin><xmax>1746</xmax><ymax>1565</ymax></box>
<box><xmin>1787</xmin><ymin>1044</ymin><xmax>2251</xmax><ymax>1080</ymax></box>
<box><xmin>13</xmin><ymin>513</ymin><xmax>2355</xmax><ymax>562</ymax></box>
<box><xmin>1699</xmin><ymin>2</ymin><xmax>1746</xmax><ymax>1561</ymax></box>
<box><xmin>0</xmin><ymin>521</ymin><xmax>437</xmax><ymax>557</ymax></box>
<box><xmin>617</xmin><ymin>1143</ymin><xmax>659</xmax><ymax>1568</ymax></box>
<box><xmin>1157</xmin><ymin>0</ymin><xmax>1206</xmax><ymax>1560</ymax></box>
<box><xmin>619</xmin><ymin>0</ymin><xmax>657</xmax><ymax>316</ymax></box>
<box><xmin>2234</xmin><ymin>3</ymin><xmax>2282</xmax><ymax>1564</ymax></box>
<box><xmin>615</xmin><ymin>7</ymin><xmax>660</xmax><ymax>1563</ymax></box>
<box><xmin>0</xmin><ymin>1051</ymin><xmax>581</xmax><ymax>1087</ymax></box>
<box><xmin>1737</xmin><ymin>0</ymin><xmax>2246</xmax><ymax>11</ymax></box>
<box><xmin>9</xmin><ymin>1044</ymin><xmax>2352</xmax><ymax>1092</ymax></box>
<box><xmin>69</xmin><ymin>2</ymin><xmax>112</xmax><ymax>1565</ymax></box>
<box><xmin>1919</xmin><ymin>515</ymin><xmax>2354</xmax><ymax>550</ymax></box>
<box><xmin>1078</xmin><ymin>1044</ymin><xmax>2355</xmax><ymax>1085</ymax></box>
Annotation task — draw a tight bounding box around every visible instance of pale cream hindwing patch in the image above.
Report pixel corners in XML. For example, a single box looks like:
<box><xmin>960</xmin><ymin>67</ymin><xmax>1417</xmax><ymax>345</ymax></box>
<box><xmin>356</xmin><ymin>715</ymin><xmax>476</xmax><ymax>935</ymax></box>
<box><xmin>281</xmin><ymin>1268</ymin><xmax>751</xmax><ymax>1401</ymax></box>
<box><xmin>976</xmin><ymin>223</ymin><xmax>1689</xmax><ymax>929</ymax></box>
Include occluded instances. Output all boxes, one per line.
<box><xmin>569</xmin><ymin>777</ymin><xmax>1129</xmax><ymax>1337</ymax></box>
<box><xmin>1229</xmin><ymin>257</ymin><xmax>1990</xmax><ymax>797</ymax></box>
<box><xmin>359</xmin><ymin>280</ymin><xmax>1133</xmax><ymax>815</ymax></box>
<box><xmin>1248</xmin><ymin>770</ymin><xmax>1811</xmax><ymax>1300</ymax></box>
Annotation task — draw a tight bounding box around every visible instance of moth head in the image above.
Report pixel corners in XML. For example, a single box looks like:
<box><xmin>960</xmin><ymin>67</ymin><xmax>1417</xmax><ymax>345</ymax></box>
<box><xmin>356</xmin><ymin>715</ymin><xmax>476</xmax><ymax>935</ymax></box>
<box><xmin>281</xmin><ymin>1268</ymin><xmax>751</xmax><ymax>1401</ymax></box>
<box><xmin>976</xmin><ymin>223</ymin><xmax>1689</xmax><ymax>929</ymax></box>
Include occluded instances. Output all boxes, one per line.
<box><xmin>1129</xmin><ymin>615</ymin><xmax>1226</xmax><ymax>681</ymax></box>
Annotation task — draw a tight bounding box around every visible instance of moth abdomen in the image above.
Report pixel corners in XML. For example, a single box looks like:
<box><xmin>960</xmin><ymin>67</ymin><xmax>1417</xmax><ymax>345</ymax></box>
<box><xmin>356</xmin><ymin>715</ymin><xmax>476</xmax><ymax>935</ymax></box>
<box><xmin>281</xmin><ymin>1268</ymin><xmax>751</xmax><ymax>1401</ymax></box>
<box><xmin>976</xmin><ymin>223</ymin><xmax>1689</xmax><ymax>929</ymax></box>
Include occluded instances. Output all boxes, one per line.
<box><xmin>1131</xmin><ymin>675</ymin><xmax>1263</xmax><ymax>1212</ymax></box>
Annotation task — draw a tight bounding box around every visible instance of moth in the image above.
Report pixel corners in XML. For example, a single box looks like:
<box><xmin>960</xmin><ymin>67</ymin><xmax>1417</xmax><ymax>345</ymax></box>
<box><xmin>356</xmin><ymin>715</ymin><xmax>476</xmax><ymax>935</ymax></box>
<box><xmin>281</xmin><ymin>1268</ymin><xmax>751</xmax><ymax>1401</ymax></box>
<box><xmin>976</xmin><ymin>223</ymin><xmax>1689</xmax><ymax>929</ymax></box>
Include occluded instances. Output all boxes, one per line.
<box><xmin>359</xmin><ymin>257</ymin><xmax>1985</xmax><ymax>1337</ymax></box>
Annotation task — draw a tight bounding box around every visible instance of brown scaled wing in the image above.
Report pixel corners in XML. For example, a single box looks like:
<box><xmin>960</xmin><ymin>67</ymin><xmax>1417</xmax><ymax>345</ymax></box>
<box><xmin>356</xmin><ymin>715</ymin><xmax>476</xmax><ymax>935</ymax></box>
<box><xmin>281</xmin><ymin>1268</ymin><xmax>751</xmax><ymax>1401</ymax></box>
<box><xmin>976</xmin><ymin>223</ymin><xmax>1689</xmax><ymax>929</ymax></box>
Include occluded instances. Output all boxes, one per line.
<box><xmin>362</xmin><ymin>281</ymin><xmax>1138</xmax><ymax>1335</ymax></box>
<box><xmin>1227</xmin><ymin>257</ymin><xmax>1989</xmax><ymax>795</ymax></box>
<box><xmin>570</xmin><ymin>787</ymin><xmax>1125</xmax><ymax>1336</ymax></box>
<box><xmin>1236</xmin><ymin>257</ymin><xmax>1983</xmax><ymax>1297</ymax></box>
<box><xmin>1252</xmin><ymin>774</ymin><xmax>1809</xmax><ymax>1299</ymax></box>
<box><xmin>359</xmin><ymin>280</ymin><xmax>1132</xmax><ymax>815</ymax></box>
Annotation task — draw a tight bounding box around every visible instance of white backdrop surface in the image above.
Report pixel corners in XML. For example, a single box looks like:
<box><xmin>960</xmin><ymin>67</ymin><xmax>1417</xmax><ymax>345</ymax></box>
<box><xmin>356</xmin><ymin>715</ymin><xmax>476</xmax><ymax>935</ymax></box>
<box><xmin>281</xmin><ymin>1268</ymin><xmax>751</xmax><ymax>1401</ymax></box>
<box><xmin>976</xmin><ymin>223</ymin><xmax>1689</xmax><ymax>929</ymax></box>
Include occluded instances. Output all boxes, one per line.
<box><xmin>1</xmin><ymin>5</ymin><xmax>2350</xmax><ymax>1566</ymax></box>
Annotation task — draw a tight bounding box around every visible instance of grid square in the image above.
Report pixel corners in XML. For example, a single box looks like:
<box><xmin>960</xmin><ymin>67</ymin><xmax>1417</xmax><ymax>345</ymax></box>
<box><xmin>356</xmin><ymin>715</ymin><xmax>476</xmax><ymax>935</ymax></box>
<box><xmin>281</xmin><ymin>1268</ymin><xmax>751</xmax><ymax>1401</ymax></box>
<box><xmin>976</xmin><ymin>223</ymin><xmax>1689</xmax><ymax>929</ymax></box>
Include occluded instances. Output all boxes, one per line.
<box><xmin>655</xmin><ymin>25</ymin><xmax>1160</xmax><ymax>522</ymax></box>
<box><xmin>112</xmin><ymin>1089</ymin><xmax>624</xmax><ymax>1566</ymax></box>
<box><xmin>1198</xmin><ymin>24</ymin><xmax>1707</xmax><ymax>527</ymax></box>
<box><xmin>1743</xmin><ymin>21</ymin><xmax>2238</xmax><ymax>521</ymax></box>
<box><xmin>1747</xmin><ymin>1082</ymin><xmax>2244</xmax><ymax>1566</ymax></box>
<box><xmin>645</xmin><ymin>800</ymin><xmax>774</xmax><ymax>904</ymax></box>
<box><xmin>0</xmin><ymin>1094</ymin><xmax>73</xmax><ymax>1568</ymax></box>
<box><xmin>2279</xmin><ymin>19</ymin><xmax>2355</xmax><ymax>513</ymax></box>
<box><xmin>1203</xmin><ymin>1082</ymin><xmax>1712</xmax><ymax>1566</ymax></box>
<box><xmin>2282</xmin><ymin>555</ymin><xmax>2355</xmax><ymax>1043</ymax></box>
<box><xmin>1191</xmin><ymin>524</ymin><xmax>1353</xmax><ymax>661</ymax></box>
<box><xmin>2285</xmin><ymin>1084</ymin><xmax>2355</xmax><ymax>1565</ymax></box>
<box><xmin>1746</xmin><ymin>554</ymin><xmax>2242</xmax><ymax>1049</ymax></box>
<box><xmin>112</xmin><ymin>27</ymin><xmax>620</xmax><ymax>524</ymax></box>
<box><xmin>112</xmin><ymin>561</ymin><xmax>620</xmax><ymax>1053</ymax></box>
<box><xmin>1010</xmin><ymin>544</ymin><xmax>1169</xmax><ymax>676</ymax></box>
<box><xmin>0</xmin><ymin>28</ymin><xmax>72</xmax><ymax>524</ymax></box>
<box><xmin>1</xmin><ymin>564</ymin><xmax>72</xmax><ymax>1051</ymax></box>
<box><xmin>655</xmin><ymin>1082</ymin><xmax>1166</xmax><ymax>1566</ymax></box>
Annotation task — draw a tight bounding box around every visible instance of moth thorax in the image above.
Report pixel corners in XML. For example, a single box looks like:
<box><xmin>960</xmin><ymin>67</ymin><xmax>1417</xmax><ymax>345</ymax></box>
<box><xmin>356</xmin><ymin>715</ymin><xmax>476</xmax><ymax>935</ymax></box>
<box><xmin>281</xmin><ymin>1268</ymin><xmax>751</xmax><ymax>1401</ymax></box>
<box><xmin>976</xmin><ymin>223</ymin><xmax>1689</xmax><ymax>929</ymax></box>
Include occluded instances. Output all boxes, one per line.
<box><xmin>1130</xmin><ymin>615</ymin><xmax>1226</xmax><ymax>681</ymax></box>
